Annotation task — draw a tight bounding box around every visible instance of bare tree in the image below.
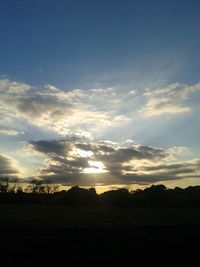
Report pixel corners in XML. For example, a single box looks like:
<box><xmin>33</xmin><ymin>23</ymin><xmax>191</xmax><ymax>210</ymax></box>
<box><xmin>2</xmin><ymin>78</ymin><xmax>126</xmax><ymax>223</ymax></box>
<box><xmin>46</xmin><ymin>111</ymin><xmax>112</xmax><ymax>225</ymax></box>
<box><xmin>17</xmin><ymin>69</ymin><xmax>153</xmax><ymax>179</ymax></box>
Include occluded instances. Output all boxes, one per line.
<box><xmin>0</xmin><ymin>177</ymin><xmax>18</xmax><ymax>193</ymax></box>
<box><xmin>25</xmin><ymin>179</ymin><xmax>60</xmax><ymax>194</ymax></box>
<box><xmin>42</xmin><ymin>183</ymin><xmax>60</xmax><ymax>194</ymax></box>
<box><xmin>25</xmin><ymin>179</ymin><xmax>43</xmax><ymax>193</ymax></box>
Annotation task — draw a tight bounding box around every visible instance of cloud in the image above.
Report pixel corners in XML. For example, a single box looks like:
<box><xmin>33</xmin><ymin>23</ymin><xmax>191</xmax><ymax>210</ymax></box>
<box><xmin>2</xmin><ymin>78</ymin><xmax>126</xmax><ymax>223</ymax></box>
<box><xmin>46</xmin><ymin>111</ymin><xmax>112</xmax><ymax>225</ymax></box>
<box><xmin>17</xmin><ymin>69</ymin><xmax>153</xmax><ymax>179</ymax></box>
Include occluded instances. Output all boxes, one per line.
<box><xmin>0</xmin><ymin>79</ymin><xmax>30</xmax><ymax>94</ymax></box>
<box><xmin>29</xmin><ymin>140</ymin><xmax>72</xmax><ymax>156</ymax></box>
<box><xmin>27</xmin><ymin>138</ymin><xmax>200</xmax><ymax>186</ymax></box>
<box><xmin>123</xmin><ymin>159</ymin><xmax>200</xmax><ymax>184</ymax></box>
<box><xmin>140</xmin><ymin>83</ymin><xmax>200</xmax><ymax>117</ymax></box>
<box><xmin>0</xmin><ymin>154</ymin><xmax>19</xmax><ymax>178</ymax></box>
<box><xmin>1</xmin><ymin>78</ymin><xmax>200</xmax><ymax>139</ymax></box>
<box><xmin>0</xmin><ymin>79</ymin><xmax>136</xmax><ymax>136</ymax></box>
<box><xmin>0</xmin><ymin>129</ymin><xmax>24</xmax><ymax>136</ymax></box>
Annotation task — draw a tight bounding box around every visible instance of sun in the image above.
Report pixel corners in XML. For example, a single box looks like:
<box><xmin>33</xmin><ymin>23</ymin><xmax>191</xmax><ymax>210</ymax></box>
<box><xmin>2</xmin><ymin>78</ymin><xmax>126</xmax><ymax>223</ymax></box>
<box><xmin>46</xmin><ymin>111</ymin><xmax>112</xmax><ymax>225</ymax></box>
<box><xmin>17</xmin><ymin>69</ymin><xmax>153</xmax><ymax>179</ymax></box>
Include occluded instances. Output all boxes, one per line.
<box><xmin>83</xmin><ymin>160</ymin><xmax>108</xmax><ymax>174</ymax></box>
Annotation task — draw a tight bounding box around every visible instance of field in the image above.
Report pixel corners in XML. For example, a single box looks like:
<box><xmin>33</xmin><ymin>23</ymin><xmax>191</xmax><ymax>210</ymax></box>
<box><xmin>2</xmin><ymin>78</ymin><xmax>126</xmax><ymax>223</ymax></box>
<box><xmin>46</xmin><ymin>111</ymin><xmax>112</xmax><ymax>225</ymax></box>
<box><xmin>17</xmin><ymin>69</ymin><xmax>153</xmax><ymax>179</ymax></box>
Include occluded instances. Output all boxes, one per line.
<box><xmin>1</xmin><ymin>204</ymin><xmax>200</xmax><ymax>226</ymax></box>
<box><xmin>1</xmin><ymin>205</ymin><xmax>200</xmax><ymax>265</ymax></box>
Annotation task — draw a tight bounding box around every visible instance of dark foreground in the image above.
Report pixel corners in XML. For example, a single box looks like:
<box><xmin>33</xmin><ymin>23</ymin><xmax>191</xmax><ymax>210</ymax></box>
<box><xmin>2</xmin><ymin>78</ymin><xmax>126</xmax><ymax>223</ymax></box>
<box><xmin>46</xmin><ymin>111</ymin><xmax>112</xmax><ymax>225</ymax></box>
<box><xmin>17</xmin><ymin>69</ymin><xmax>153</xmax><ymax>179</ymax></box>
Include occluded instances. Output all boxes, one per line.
<box><xmin>1</xmin><ymin>224</ymin><xmax>200</xmax><ymax>266</ymax></box>
<box><xmin>0</xmin><ymin>225</ymin><xmax>200</xmax><ymax>266</ymax></box>
<box><xmin>1</xmin><ymin>206</ymin><xmax>200</xmax><ymax>266</ymax></box>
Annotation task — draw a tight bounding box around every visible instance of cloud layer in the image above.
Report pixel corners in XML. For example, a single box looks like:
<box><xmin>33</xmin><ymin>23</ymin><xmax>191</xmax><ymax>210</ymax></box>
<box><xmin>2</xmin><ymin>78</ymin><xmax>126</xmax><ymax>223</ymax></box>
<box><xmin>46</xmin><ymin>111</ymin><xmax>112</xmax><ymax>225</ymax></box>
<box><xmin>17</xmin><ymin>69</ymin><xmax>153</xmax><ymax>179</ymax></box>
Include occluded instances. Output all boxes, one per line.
<box><xmin>27</xmin><ymin>138</ymin><xmax>200</xmax><ymax>186</ymax></box>
<box><xmin>140</xmin><ymin>83</ymin><xmax>200</xmax><ymax>116</ymax></box>
<box><xmin>0</xmin><ymin>79</ymin><xmax>135</xmax><ymax>136</ymax></box>
<box><xmin>1</xmin><ymin>79</ymin><xmax>200</xmax><ymax>139</ymax></box>
<box><xmin>0</xmin><ymin>129</ymin><xmax>24</xmax><ymax>136</ymax></box>
<box><xmin>0</xmin><ymin>154</ymin><xmax>19</xmax><ymax>178</ymax></box>
<box><xmin>0</xmin><ymin>78</ymin><xmax>200</xmax><ymax>187</ymax></box>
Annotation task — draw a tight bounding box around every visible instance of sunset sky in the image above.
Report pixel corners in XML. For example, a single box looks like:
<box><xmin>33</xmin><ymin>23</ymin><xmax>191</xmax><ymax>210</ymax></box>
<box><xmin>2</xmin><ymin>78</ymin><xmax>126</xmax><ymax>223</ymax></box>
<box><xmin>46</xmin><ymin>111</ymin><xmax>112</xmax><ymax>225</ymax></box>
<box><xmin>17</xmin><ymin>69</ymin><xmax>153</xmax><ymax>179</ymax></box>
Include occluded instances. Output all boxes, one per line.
<box><xmin>0</xmin><ymin>0</ymin><xmax>200</xmax><ymax>192</ymax></box>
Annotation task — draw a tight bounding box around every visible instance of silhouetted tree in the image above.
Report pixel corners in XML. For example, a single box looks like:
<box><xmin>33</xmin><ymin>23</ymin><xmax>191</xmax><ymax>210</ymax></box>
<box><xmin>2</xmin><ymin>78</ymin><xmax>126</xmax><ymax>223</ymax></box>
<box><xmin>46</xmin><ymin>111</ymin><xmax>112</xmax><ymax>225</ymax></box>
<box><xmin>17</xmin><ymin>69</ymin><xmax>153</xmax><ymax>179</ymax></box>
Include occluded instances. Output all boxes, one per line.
<box><xmin>100</xmin><ymin>188</ymin><xmax>130</xmax><ymax>206</ymax></box>
<box><xmin>25</xmin><ymin>179</ymin><xmax>60</xmax><ymax>195</ymax></box>
<box><xmin>25</xmin><ymin>179</ymin><xmax>43</xmax><ymax>194</ymax></box>
<box><xmin>0</xmin><ymin>178</ymin><xmax>17</xmax><ymax>193</ymax></box>
<box><xmin>41</xmin><ymin>180</ymin><xmax>60</xmax><ymax>194</ymax></box>
<box><xmin>1</xmin><ymin>181</ymin><xmax>200</xmax><ymax>207</ymax></box>
<box><xmin>57</xmin><ymin>186</ymin><xmax>99</xmax><ymax>206</ymax></box>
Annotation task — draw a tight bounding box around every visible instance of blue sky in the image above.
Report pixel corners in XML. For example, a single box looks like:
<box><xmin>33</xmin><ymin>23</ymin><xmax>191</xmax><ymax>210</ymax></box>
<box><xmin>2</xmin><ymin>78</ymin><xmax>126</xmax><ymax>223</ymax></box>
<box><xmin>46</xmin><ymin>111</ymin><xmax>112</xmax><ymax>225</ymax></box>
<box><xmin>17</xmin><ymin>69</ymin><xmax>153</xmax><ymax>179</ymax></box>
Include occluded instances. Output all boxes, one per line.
<box><xmin>1</xmin><ymin>0</ymin><xmax>200</xmax><ymax>87</ymax></box>
<box><xmin>0</xmin><ymin>0</ymin><xmax>200</xmax><ymax>191</ymax></box>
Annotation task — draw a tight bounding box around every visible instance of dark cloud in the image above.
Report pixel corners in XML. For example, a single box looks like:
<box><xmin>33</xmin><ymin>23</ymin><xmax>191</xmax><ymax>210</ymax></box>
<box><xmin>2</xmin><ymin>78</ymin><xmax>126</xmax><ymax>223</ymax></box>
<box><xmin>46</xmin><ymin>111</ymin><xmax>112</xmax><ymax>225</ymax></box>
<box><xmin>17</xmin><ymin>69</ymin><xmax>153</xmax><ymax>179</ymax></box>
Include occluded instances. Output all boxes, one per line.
<box><xmin>17</xmin><ymin>92</ymin><xmax>73</xmax><ymax>119</ymax></box>
<box><xmin>123</xmin><ymin>160</ymin><xmax>200</xmax><ymax>184</ymax></box>
<box><xmin>76</xmin><ymin>143</ymin><xmax>115</xmax><ymax>154</ymax></box>
<box><xmin>39</xmin><ymin>172</ymin><xmax>120</xmax><ymax>186</ymax></box>
<box><xmin>0</xmin><ymin>154</ymin><xmax>18</xmax><ymax>178</ymax></box>
<box><xmin>27</xmin><ymin>138</ymin><xmax>200</xmax><ymax>186</ymax></box>
<box><xmin>51</xmin><ymin>155</ymin><xmax>89</xmax><ymax>169</ymax></box>
<box><xmin>30</xmin><ymin>140</ymin><xmax>72</xmax><ymax>156</ymax></box>
<box><xmin>143</xmin><ymin>162</ymin><xmax>200</xmax><ymax>172</ymax></box>
<box><xmin>98</xmin><ymin>145</ymin><xmax>165</xmax><ymax>163</ymax></box>
<box><xmin>75</xmin><ymin>143</ymin><xmax>93</xmax><ymax>151</ymax></box>
<box><xmin>95</xmin><ymin>145</ymin><xmax>166</xmax><ymax>176</ymax></box>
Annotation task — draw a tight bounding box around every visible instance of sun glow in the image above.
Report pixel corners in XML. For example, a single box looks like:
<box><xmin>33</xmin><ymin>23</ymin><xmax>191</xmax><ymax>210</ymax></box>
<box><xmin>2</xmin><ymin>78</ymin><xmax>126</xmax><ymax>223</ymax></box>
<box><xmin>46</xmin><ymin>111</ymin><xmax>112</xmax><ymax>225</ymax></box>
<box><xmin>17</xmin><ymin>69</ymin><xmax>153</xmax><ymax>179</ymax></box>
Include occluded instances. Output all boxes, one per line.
<box><xmin>83</xmin><ymin>160</ymin><xmax>108</xmax><ymax>174</ymax></box>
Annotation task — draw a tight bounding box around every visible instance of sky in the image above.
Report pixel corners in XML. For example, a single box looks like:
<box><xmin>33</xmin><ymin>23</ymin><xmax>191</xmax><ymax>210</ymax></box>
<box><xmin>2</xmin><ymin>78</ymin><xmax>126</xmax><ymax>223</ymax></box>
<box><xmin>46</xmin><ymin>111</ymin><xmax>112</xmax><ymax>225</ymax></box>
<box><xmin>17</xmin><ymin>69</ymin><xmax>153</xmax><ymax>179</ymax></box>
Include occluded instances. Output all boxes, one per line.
<box><xmin>0</xmin><ymin>0</ymin><xmax>200</xmax><ymax>192</ymax></box>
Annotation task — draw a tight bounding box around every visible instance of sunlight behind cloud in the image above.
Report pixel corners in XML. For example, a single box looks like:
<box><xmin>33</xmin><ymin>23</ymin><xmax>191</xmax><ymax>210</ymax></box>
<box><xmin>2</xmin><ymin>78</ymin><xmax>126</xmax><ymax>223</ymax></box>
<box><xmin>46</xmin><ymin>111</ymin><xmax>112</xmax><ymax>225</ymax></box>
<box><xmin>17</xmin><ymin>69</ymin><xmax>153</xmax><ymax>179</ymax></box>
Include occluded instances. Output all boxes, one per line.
<box><xmin>83</xmin><ymin>160</ymin><xmax>108</xmax><ymax>174</ymax></box>
<box><xmin>1</xmin><ymin>78</ymin><xmax>200</xmax><ymax>188</ymax></box>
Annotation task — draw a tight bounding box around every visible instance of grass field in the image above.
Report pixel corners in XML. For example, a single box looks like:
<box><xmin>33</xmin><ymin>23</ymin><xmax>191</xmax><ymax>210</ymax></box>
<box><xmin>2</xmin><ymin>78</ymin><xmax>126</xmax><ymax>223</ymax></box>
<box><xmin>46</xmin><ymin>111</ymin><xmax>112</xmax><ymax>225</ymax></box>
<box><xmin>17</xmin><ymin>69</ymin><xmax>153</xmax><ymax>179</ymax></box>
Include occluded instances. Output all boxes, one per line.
<box><xmin>1</xmin><ymin>204</ymin><xmax>200</xmax><ymax>226</ymax></box>
<box><xmin>1</xmin><ymin>205</ymin><xmax>200</xmax><ymax>264</ymax></box>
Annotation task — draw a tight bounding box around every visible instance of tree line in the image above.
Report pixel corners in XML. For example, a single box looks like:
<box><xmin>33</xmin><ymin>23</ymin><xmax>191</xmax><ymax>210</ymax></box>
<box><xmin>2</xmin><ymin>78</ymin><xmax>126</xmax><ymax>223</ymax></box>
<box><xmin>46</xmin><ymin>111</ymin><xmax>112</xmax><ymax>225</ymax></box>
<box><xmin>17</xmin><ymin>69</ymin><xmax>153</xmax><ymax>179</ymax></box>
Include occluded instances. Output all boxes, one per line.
<box><xmin>1</xmin><ymin>178</ymin><xmax>200</xmax><ymax>207</ymax></box>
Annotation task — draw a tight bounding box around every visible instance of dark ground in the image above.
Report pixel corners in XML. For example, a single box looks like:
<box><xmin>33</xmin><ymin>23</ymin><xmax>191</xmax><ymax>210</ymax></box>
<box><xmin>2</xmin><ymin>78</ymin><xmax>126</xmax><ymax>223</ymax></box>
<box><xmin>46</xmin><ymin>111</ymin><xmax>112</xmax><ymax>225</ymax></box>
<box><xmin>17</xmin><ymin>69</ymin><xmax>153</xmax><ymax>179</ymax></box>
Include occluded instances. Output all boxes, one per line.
<box><xmin>1</xmin><ymin>206</ymin><xmax>200</xmax><ymax>266</ymax></box>
<box><xmin>1</xmin><ymin>224</ymin><xmax>200</xmax><ymax>266</ymax></box>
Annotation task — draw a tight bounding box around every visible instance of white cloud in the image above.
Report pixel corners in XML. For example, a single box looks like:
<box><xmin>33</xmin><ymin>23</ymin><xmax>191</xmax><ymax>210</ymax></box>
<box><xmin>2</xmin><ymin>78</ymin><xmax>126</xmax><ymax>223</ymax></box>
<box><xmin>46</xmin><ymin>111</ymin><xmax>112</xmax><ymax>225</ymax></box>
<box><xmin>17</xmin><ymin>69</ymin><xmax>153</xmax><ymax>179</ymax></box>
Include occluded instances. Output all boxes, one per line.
<box><xmin>1</xmin><ymin>78</ymin><xmax>200</xmax><ymax>141</ymax></box>
<box><xmin>140</xmin><ymin>83</ymin><xmax>200</xmax><ymax>117</ymax></box>
<box><xmin>0</xmin><ymin>129</ymin><xmax>24</xmax><ymax>136</ymax></box>
<box><xmin>0</xmin><ymin>79</ymin><xmax>136</xmax><ymax>136</ymax></box>
<box><xmin>1</xmin><ymin>78</ymin><xmax>200</xmax><ymax>187</ymax></box>
<box><xmin>0</xmin><ymin>79</ymin><xmax>30</xmax><ymax>94</ymax></box>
